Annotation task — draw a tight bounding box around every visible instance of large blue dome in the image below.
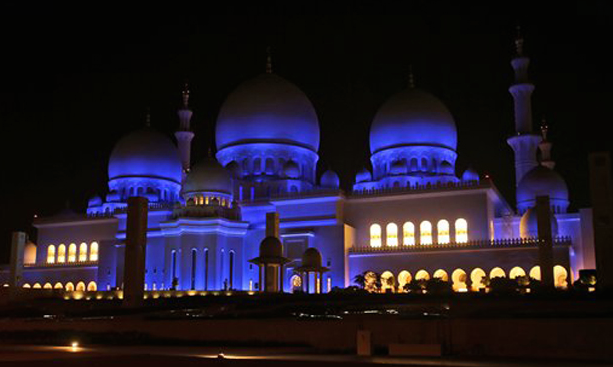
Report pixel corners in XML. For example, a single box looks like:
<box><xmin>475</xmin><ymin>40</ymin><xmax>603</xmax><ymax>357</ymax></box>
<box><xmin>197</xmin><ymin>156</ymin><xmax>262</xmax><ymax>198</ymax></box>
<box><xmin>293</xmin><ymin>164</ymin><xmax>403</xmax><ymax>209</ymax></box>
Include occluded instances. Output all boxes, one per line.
<box><xmin>215</xmin><ymin>73</ymin><xmax>320</xmax><ymax>152</ymax></box>
<box><xmin>516</xmin><ymin>165</ymin><xmax>569</xmax><ymax>213</ymax></box>
<box><xmin>370</xmin><ymin>88</ymin><xmax>457</xmax><ymax>154</ymax></box>
<box><xmin>108</xmin><ymin>127</ymin><xmax>182</xmax><ymax>184</ymax></box>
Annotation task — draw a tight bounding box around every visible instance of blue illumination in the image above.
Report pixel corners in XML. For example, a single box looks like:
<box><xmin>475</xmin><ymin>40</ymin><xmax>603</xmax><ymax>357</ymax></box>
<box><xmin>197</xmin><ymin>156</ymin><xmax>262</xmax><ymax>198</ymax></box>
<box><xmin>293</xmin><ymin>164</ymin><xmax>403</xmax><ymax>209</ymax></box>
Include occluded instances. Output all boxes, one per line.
<box><xmin>370</xmin><ymin>88</ymin><xmax>457</xmax><ymax>154</ymax></box>
<box><xmin>108</xmin><ymin>127</ymin><xmax>182</xmax><ymax>184</ymax></box>
<box><xmin>216</xmin><ymin>73</ymin><xmax>320</xmax><ymax>152</ymax></box>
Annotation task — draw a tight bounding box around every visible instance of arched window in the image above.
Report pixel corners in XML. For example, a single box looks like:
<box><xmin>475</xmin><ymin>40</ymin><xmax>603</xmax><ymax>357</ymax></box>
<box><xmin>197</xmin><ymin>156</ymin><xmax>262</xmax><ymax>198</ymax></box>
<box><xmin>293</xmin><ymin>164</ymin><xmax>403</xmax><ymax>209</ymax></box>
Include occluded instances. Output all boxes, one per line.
<box><xmin>76</xmin><ymin>281</ymin><xmax>86</xmax><ymax>291</ymax></box>
<box><xmin>87</xmin><ymin>281</ymin><xmax>97</xmax><ymax>291</ymax></box>
<box><xmin>43</xmin><ymin>283</ymin><xmax>52</xmax><ymax>289</ymax></box>
<box><xmin>370</xmin><ymin>224</ymin><xmax>382</xmax><ymax>247</ymax></box>
<box><xmin>421</xmin><ymin>157</ymin><xmax>428</xmax><ymax>172</ymax></box>
<box><xmin>23</xmin><ymin>283</ymin><xmax>31</xmax><ymax>288</ymax></box>
<box><xmin>509</xmin><ymin>267</ymin><xmax>526</xmax><ymax>279</ymax></box>
<box><xmin>47</xmin><ymin>245</ymin><xmax>56</xmax><ymax>264</ymax></box>
<box><xmin>433</xmin><ymin>269</ymin><xmax>449</xmax><ymax>281</ymax></box>
<box><xmin>402</xmin><ymin>222</ymin><xmax>415</xmax><ymax>245</ymax></box>
<box><xmin>57</xmin><ymin>244</ymin><xmax>66</xmax><ymax>263</ymax></box>
<box><xmin>253</xmin><ymin>157</ymin><xmax>262</xmax><ymax>174</ymax></box>
<box><xmin>68</xmin><ymin>243</ymin><xmax>77</xmax><ymax>262</ymax></box>
<box><xmin>90</xmin><ymin>242</ymin><xmax>99</xmax><ymax>262</ymax></box>
<box><xmin>451</xmin><ymin>269</ymin><xmax>467</xmax><ymax>292</ymax></box>
<box><xmin>265</xmin><ymin>158</ymin><xmax>274</xmax><ymax>175</ymax></box>
<box><xmin>190</xmin><ymin>248</ymin><xmax>197</xmax><ymax>290</ymax></box>
<box><xmin>54</xmin><ymin>282</ymin><xmax>63</xmax><ymax>289</ymax></box>
<box><xmin>455</xmin><ymin>218</ymin><xmax>468</xmax><ymax>243</ymax></box>
<box><xmin>65</xmin><ymin>282</ymin><xmax>75</xmax><ymax>291</ymax></box>
<box><xmin>33</xmin><ymin>283</ymin><xmax>42</xmax><ymax>289</ymax></box>
<box><xmin>415</xmin><ymin>270</ymin><xmax>430</xmax><ymax>281</ymax></box>
<box><xmin>437</xmin><ymin>220</ymin><xmax>450</xmax><ymax>244</ymax></box>
<box><xmin>554</xmin><ymin>265</ymin><xmax>568</xmax><ymax>289</ymax></box>
<box><xmin>229</xmin><ymin>250</ymin><xmax>235</xmax><ymax>289</ymax></box>
<box><xmin>470</xmin><ymin>268</ymin><xmax>487</xmax><ymax>291</ymax></box>
<box><xmin>79</xmin><ymin>243</ymin><xmax>88</xmax><ymax>262</ymax></box>
<box><xmin>490</xmin><ymin>267</ymin><xmax>506</xmax><ymax>279</ymax></box>
<box><xmin>420</xmin><ymin>221</ymin><xmax>432</xmax><ymax>245</ymax></box>
<box><xmin>380</xmin><ymin>271</ymin><xmax>395</xmax><ymax>293</ymax></box>
<box><xmin>529</xmin><ymin>266</ymin><xmax>541</xmax><ymax>281</ymax></box>
<box><xmin>397</xmin><ymin>271</ymin><xmax>412</xmax><ymax>292</ymax></box>
<box><xmin>386</xmin><ymin>223</ymin><xmax>398</xmax><ymax>247</ymax></box>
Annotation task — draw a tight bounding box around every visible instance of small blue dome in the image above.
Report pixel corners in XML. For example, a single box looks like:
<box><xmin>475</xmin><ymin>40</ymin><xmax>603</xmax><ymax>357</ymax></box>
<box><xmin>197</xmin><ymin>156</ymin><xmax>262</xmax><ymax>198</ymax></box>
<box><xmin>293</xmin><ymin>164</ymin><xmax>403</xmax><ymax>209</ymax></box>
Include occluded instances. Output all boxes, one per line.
<box><xmin>216</xmin><ymin>73</ymin><xmax>320</xmax><ymax>152</ymax></box>
<box><xmin>370</xmin><ymin>88</ymin><xmax>457</xmax><ymax>154</ymax></box>
<box><xmin>88</xmin><ymin>195</ymin><xmax>102</xmax><ymax>207</ymax></box>
<box><xmin>108</xmin><ymin>127</ymin><xmax>182</xmax><ymax>184</ymax></box>
<box><xmin>183</xmin><ymin>157</ymin><xmax>232</xmax><ymax>195</ymax></box>
<box><xmin>462</xmin><ymin>167</ymin><xmax>479</xmax><ymax>181</ymax></box>
<box><xmin>283</xmin><ymin>160</ymin><xmax>300</xmax><ymax>179</ymax></box>
<box><xmin>355</xmin><ymin>168</ymin><xmax>372</xmax><ymax>183</ymax></box>
<box><xmin>517</xmin><ymin>165</ymin><xmax>569</xmax><ymax>213</ymax></box>
<box><xmin>320</xmin><ymin>170</ymin><xmax>340</xmax><ymax>188</ymax></box>
<box><xmin>520</xmin><ymin>207</ymin><xmax>559</xmax><ymax>238</ymax></box>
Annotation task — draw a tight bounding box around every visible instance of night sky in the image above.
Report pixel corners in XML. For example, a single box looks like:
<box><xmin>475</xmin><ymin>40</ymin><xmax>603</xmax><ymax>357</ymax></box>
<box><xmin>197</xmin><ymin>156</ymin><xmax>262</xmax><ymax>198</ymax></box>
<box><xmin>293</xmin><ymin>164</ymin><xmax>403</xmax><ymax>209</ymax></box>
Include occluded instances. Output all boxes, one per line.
<box><xmin>0</xmin><ymin>3</ymin><xmax>609</xmax><ymax>262</ymax></box>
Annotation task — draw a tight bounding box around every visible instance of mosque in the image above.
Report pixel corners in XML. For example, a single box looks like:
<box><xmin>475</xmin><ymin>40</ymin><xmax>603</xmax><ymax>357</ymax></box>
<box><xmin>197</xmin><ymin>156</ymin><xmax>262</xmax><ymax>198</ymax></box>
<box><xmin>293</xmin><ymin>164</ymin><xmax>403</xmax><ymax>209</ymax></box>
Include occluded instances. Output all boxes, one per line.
<box><xmin>0</xmin><ymin>34</ymin><xmax>596</xmax><ymax>294</ymax></box>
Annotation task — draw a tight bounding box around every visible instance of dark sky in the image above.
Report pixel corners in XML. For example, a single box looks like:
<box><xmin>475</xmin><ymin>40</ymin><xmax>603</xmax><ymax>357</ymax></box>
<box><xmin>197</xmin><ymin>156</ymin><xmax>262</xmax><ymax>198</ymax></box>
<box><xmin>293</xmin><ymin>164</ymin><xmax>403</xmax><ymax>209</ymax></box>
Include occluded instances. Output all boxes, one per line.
<box><xmin>0</xmin><ymin>2</ymin><xmax>609</xmax><ymax>262</ymax></box>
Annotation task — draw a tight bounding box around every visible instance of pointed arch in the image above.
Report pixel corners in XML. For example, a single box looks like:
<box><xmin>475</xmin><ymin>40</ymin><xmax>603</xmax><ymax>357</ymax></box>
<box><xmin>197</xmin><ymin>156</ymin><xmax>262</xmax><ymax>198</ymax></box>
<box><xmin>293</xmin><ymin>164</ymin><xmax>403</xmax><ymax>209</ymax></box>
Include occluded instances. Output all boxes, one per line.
<box><xmin>509</xmin><ymin>267</ymin><xmax>526</xmax><ymax>279</ymax></box>
<box><xmin>451</xmin><ymin>269</ymin><xmax>467</xmax><ymax>291</ymax></box>
<box><xmin>554</xmin><ymin>265</ymin><xmax>568</xmax><ymax>289</ymax></box>
<box><xmin>386</xmin><ymin>223</ymin><xmax>398</xmax><ymax>247</ymax></box>
<box><xmin>54</xmin><ymin>282</ymin><xmax>63</xmax><ymax>289</ymax></box>
<box><xmin>490</xmin><ymin>267</ymin><xmax>506</xmax><ymax>279</ymax></box>
<box><xmin>415</xmin><ymin>270</ymin><xmax>430</xmax><ymax>281</ymax></box>
<box><xmin>79</xmin><ymin>242</ymin><xmax>88</xmax><ymax>261</ymax></box>
<box><xmin>76</xmin><ymin>281</ymin><xmax>86</xmax><ymax>291</ymax></box>
<box><xmin>68</xmin><ymin>243</ymin><xmax>77</xmax><ymax>262</ymax></box>
<box><xmin>420</xmin><ymin>221</ymin><xmax>432</xmax><ymax>245</ymax></box>
<box><xmin>370</xmin><ymin>224</ymin><xmax>382</xmax><ymax>247</ymax></box>
<box><xmin>470</xmin><ymin>268</ymin><xmax>487</xmax><ymax>291</ymax></box>
<box><xmin>87</xmin><ymin>281</ymin><xmax>97</xmax><ymax>291</ymax></box>
<box><xmin>433</xmin><ymin>269</ymin><xmax>449</xmax><ymax>281</ymax></box>
<box><xmin>402</xmin><ymin>222</ymin><xmax>415</xmax><ymax>245</ymax></box>
<box><xmin>90</xmin><ymin>242</ymin><xmax>99</xmax><ymax>262</ymax></box>
<box><xmin>47</xmin><ymin>245</ymin><xmax>56</xmax><ymax>264</ymax></box>
<box><xmin>65</xmin><ymin>282</ymin><xmax>75</xmax><ymax>291</ymax></box>
<box><xmin>455</xmin><ymin>218</ymin><xmax>468</xmax><ymax>243</ymax></box>
<box><xmin>529</xmin><ymin>266</ymin><xmax>541</xmax><ymax>281</ymax></box>
<box><xmin>437</xmin><ymin>220</ymin><xmax>450</xmax><ymax>244</ymax></box>
<box><xmin>57</xmin><ymin>244</ymin><xmax>66</xmax><ymax>263</ymax></box>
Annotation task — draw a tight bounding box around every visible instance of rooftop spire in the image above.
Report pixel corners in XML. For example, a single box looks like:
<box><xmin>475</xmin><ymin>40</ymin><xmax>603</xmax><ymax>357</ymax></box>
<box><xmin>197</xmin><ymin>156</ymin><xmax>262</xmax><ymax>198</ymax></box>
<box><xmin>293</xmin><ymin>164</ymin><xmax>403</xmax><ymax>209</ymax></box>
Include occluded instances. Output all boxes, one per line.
<box><xmin>408</xmin><ymin>64</ymin><xmax>415</xmax><ymax>88</ymax></box>
<box><xmin>182</xmin><ymin>81</ymin><xmax>190</xmax><ymax>108</ymax></box>
<box><xmin>514</xmin><ymin>24</ymin><xmax>524</xmax><ymax>57</ymax></box>
<box><xmin>266</xmin><ymin>46</ymin><xmax>272</xmax><ymax>74</ymax></box>
<box><xmin>145</xmin><ymin>108</ymin><xmax>151</xmax><ymax>127</ymax></box>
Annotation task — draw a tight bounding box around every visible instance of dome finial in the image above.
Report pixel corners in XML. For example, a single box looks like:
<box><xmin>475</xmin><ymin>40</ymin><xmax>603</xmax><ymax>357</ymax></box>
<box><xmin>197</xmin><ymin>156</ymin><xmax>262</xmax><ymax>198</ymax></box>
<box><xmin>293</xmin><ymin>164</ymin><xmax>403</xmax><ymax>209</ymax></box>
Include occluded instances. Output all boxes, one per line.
<box><xmin>514</xmin><ymin>24</ymin><xmax>524</xmax><ymax>57</ymax></box>
<box><xmin>266</xmin><ymin>46</ymin><xmax>272</xmax><ymax>74</ymax></box>
<box><xmin>408</xmin><ymin>64</ymin><xmax>415</xmax><ymax>88</ymax></box>
<box><xmin>182</xmin><ymin>81</ymin><xmax>190</xmax><ymax>108</ymax></box>
<box><xmin>145</xmin><ymin>108</ymin><xmax>151</xmax><ymax>127</ymax></box>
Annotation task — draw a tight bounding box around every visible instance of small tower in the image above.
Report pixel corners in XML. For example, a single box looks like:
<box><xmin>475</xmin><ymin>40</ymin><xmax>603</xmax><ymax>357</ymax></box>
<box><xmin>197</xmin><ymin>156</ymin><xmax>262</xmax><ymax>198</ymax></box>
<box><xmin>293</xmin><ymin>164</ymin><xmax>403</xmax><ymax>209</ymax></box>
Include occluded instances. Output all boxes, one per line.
<box><xmin>539</xmin><ymin>118</ymin><xmax>555</xmax><ymax>169</ymax></box>
<box><xmin>506</xmin><ymin>27</ymin><xmax>542</xmax><ymax>187</ymax></box>
<box><xmin>175</xmin><ymin>83</ymin><xmax>195</xmax><ymax>182</ymax></box>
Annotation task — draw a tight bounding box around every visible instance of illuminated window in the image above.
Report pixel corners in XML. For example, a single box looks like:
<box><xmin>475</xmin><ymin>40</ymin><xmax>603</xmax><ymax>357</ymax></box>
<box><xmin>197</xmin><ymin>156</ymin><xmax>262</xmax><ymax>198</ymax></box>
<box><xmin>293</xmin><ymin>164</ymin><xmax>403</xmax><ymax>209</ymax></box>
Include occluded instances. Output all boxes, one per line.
<box><xmin>76</xmin><ymin>281</ymin><xmax>86</xmax><ymax>291</ymax></box>
<box><xmin>554</xmin><ymin>265</ymin><xmax>568</xmax><ymax>289</ymax></box>
<box><xmin>509</xmin><ymin>266</ymin><xmax>526</xmax><ymax>279</ymax></box>
<box><xmin>529</xmin><ymin>266</ymin><xmax>541</xmax><ymax>281</ymax></box>
<box><xmin>87</xmin><ymin>281</ymin><xmax>97</xmax><ymax>291</ymax></box>
<box><xmin>23</xmin><ymin>283</ymin><xmax>31</xmax><ymax>289</ymax></box>
<box><xmin>24</xmin><ymin>242</ymin><xmax>37</xmax><ymax>265</ymax></box>
<box><xmin>402</xmin><ymin>222</ymin><xmax>415</xmax><ymax>245</ymax></box>
<box><xmin>68</xmin><ymin>243</ymin><xmax>77</xmax><ymax>262</ymax></box>
<box><xmin>455</xmin><ymin>218</ymin><xmax>468</xmax><ymax>243</ymax></box>
<box><xmin>57</xmin><ymin>244</ymin><xmax>66</xmax><ymax>263</ymax></box>
<box><xmin>381</xmin><ymin>271</ymin><xmax>395</xmax><ymax>292</ymax></box>
<box><xmin>65</xmin><ymin>282</ymin><xmax>75</xmax><ymax>291</ymax></box>
<box><xmin>327</xmin><ymin>277</ymin><xmax>332</xmax><ymax>293</ymax></box>
<box><xmin>33</xmin><ymin>283</ymin><xmax>41</xmax><ymax>289</ymax></box>
<box><xmin>470</xmin><ymin>268</ymin><xmax>487</xmax><ymax>291</ymax></box>
<box><xmin>451</xmin><ymin>269</ymin><xmax>467</xmax><ymax>292</ymax></box>
<box><xmin>79</xmin><ymin>243</ymin><xmax>88</xmax><ymax>262</ymax></box>
<box><xmin>420</xmin><ymin>221</ymin><xmax>432</xmax><ymax>245</ymax></box>
<box><xmin>433</xmin><ymin>269</ymin><xmax>449</xmax><ymax>281</ymax></box>
<box><xmin>490</xmin><ymin>267</ymin><xmax>506</xmax><ymax>278</ymax></box>
<box><xmin>386</xmin><ymin>223</ymin><xmax>398</xmax><ymax>247</ymax></box>
<box><xmin>397</xmin><ymin>271</ymin><xmax>412</xmax><ymax>291</ymax></box>
<box><xmin>437</xmin><ymin>220</ymin><xmax>450</xmax><ymax>244</ymax></box>
<box><xmin>43</xmin><ymin>283</ymin><xmax>52</xmax><ymax>289</ymax></box>
<box><xmin>90</xmin><ymin>242</ymin><xmax>99</xmax><ymax>262</ymax></box>
<box><xmin>370</xmin><ymin>224</ymin><xmax>382</xmax><ymax>247</ymax></box>
<box><xmin>54</xmin><ymin>282</ymin><xmax>63</xmax><ymax>289</ymax></box>
<box><xmin>47</xmin><ymin>245</ymin><xmax>56</xmax><ymax>264</ymax></box>
<box><xmin>415</xmin><ymin>270</ymin><xmax>430</xmax><ymax>281</ymax></box>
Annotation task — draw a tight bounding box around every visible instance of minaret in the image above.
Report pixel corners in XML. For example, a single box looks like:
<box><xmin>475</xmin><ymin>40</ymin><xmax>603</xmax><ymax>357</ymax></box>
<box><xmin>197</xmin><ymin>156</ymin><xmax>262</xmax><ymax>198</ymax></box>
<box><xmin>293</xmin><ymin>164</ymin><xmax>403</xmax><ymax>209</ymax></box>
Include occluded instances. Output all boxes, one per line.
<box><xmin>507</xmin><ymin>26</ymin><xmax>542</xmax><ymax>187</ymax></box>
<box><xmin>175</xmin><ymin>83</ymin><xmax>195</xmax><ymax>181</ymax></box>
<box><xmin>539</xmin><ymin>118</ymin><xmax>555</xmax><ymax>170</ymax></box>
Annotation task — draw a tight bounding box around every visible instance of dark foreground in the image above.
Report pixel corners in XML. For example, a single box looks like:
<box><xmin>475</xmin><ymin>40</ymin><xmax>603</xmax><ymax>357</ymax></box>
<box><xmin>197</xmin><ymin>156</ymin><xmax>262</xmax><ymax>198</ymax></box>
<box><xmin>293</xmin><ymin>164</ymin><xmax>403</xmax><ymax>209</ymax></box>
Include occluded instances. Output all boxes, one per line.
<box><xmin>1</xmin><ymin>345</ymin><xmax>610</xmax><ymax>367</ymax></box>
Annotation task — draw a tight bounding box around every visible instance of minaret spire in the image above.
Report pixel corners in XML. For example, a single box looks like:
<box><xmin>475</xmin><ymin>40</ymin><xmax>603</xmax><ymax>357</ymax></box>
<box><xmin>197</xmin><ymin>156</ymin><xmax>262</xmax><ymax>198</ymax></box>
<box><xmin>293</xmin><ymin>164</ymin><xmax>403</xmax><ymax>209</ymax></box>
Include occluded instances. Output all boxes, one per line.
<box><xmin>506</xmin><ymin>27</ymin><xmax>541</xmax><ymax>189</ymax></box>
<box><xmin>539</xmin><ymin>117</ymin><xmax>555</xmax><ymax>169</ymax></box>
<box><xmin>175</xmin><ymin>82</ymin><xmax>195</xmax><ymax>182</ymax></box>
<box><xmin>266</xmin><ymin>46</ymin><xmax>272</xmax><ymax>74</ymax></box>
<box><xmin>408</xmin><ymin>65</ymin><xmax>415</xmax><ymax>89</ymax></box>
